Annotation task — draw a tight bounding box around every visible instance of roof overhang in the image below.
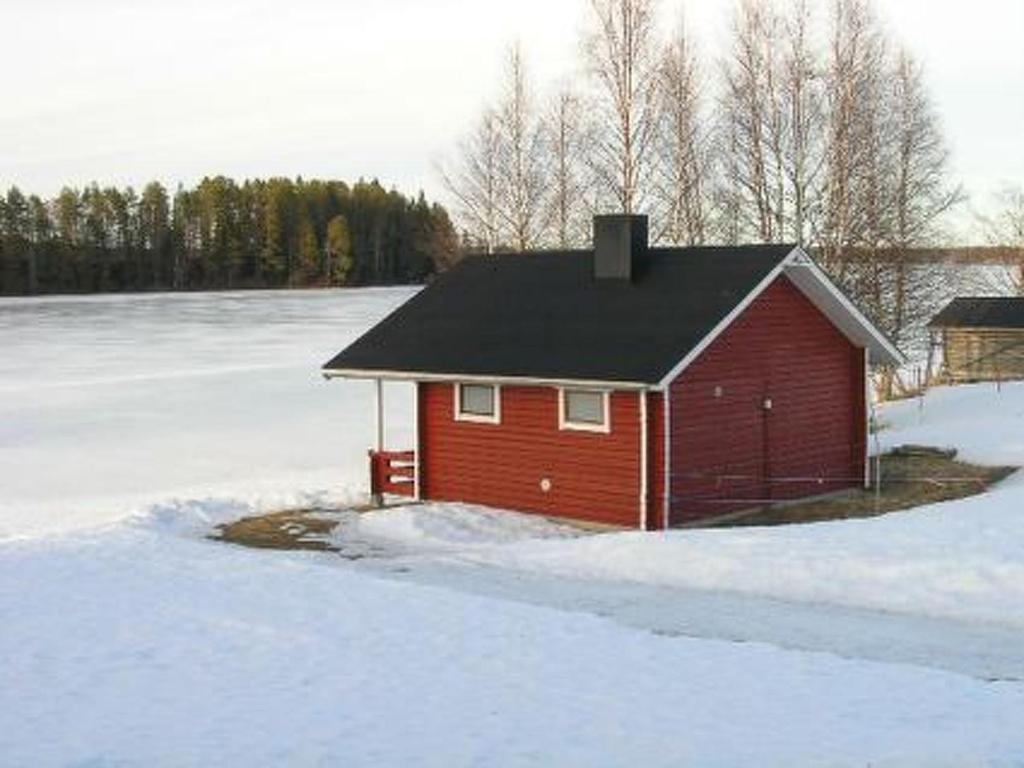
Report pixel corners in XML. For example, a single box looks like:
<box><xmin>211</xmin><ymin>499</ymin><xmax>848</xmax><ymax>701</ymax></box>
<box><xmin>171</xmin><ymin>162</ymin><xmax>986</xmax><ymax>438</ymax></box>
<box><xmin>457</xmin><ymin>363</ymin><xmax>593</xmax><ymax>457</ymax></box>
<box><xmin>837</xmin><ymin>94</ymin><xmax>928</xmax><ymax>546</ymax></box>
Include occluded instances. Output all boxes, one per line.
<box><xmin>322</xmin><ymin>367</ymin><xmax>651</xmax><ymax>391</ymax></box>
<box><xmin>782</xmin><ymin>249</ymin><xmax>905</xmax><ymax>367</ymax></box>
<box><xmin>324</xmin><ymin>246</ymin><xmax>904</xmax><ymax>392</ymax></box>
<box><xmin>655</xmin><ymin>247</ymin><xmax>905</xmax><ymax>388</ymax></box>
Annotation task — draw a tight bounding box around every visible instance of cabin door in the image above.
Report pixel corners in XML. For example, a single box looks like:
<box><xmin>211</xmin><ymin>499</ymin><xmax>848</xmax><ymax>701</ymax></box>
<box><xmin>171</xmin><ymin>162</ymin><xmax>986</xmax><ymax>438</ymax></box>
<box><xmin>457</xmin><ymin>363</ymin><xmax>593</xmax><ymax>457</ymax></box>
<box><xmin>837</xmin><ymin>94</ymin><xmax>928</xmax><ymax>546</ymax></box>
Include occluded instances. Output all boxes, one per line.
<box><xmin>671</xmin><ymin>369</ymin><xmax>770</xmax><ymax>525</ymax></box>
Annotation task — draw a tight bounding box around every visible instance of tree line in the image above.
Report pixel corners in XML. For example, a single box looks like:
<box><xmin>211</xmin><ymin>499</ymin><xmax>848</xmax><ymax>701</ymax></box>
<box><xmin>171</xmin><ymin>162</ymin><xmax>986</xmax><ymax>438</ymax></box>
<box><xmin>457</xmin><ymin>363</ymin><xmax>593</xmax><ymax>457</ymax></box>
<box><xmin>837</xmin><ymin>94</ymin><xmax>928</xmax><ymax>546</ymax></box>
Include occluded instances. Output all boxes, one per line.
<box><xmin>0</xmin><ymin>177</ymin><xmax>458</xmax><ymax>295</ymax></box>
<box><xmin>441</xmin><ymin>0</ymin><xmax>970</xmax><ymax>387</ymax></box>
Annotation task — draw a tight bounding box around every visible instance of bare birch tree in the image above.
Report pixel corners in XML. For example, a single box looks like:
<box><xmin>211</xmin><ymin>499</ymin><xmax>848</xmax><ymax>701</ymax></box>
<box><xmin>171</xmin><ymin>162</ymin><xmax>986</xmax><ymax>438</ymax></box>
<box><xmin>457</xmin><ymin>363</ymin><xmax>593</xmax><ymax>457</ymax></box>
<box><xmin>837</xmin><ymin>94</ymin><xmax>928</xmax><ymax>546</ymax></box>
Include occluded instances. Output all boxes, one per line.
<box><xmin>719</xmin><ymin>0</ymin><xmax>826</xmax><ymax>245</ymax></box>
<box><xmin>780</xmin><ymin>0</ymin><xmax>825</xmax><ymax>245</ymax></box>
<box><xmin>653</xmin><ymin>14</ymin><xmax>707</xmax><ymax>245</ymax></box>
<box><xmin>825</xmin><ymin>23</ymin><xmax>963</xmax><ymax>396</ymax></box>
<box><xmin>544</xmin><ymin>89</ymin><xmax>591</xmax><ymax>247</ymax></box>
<box><xmin>720</xmin><ymin>0</ymin><xmax>777</xmax><ymax>241</ymax></box>
<box><xmin>494</xmin><ymin>43</ymin><xmax>548</xmax><ymax>250</ymax></box>
<box><xmin>584</xmin><ymin>0</ymin><xmax>662</xmax><ymax>214</ymax></box>
<box><xmin>821</xmin><ymin>0</ymin><xmax>886</xmax><ymax>276</ymax></box>
<box><xmin>851</xmin><ymin>30</ymin><xmax>891</xmax><ymax>321</ymax></box>
<box><xmin>439</xmin><ymin>109</ymin><xmax>503</xmax><ymax>252</ymax></box>
<box><xmin>889</xmin><ymin>49</ymin><xmax>962</xmax><ymax>249</ymax></box>
<box><xmin>439</xmin><ymin>0</ymin><xmax>962</xmax><ymax>301</ymax></box>
<box><xmin>702</xmin><ymin>101</ymin><xmax>745</xmax><ymax>244</ymax></box>
<box><xmin>885</xmin><ymin>47</ymin><xmax>964</xmax><ymax>347</ymax></box>
<box><xmin>762</xmin><ymin>6</ymin><xmax>788</xmax><ymax>241</ymax></box>
<box><xmin>825</xmin><ymin>5</ymin><xmax>902</xmax><ymax>392</ymax></box>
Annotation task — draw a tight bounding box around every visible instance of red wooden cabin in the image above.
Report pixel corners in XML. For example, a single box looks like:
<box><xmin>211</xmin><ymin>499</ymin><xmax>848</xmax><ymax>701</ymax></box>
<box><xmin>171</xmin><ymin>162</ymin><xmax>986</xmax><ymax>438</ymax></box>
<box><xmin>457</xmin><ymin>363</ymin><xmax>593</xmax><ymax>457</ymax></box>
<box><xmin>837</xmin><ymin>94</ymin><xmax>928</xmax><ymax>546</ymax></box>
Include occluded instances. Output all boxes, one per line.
<box><xmin>323</xmin><ymin>215</ymin><xmax>902</xmax><ymax>529</ymax></box>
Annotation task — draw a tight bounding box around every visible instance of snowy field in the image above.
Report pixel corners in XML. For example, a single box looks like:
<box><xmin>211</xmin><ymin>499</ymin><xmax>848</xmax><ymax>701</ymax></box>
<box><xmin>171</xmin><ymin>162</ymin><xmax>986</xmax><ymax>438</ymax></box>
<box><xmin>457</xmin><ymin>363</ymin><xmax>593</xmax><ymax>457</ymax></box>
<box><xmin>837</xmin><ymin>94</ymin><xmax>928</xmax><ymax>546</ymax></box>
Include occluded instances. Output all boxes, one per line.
<box><xmin>3</xmin><ymin>289</ymin><xmax>1024</xmax><ymax>766</ymax></box>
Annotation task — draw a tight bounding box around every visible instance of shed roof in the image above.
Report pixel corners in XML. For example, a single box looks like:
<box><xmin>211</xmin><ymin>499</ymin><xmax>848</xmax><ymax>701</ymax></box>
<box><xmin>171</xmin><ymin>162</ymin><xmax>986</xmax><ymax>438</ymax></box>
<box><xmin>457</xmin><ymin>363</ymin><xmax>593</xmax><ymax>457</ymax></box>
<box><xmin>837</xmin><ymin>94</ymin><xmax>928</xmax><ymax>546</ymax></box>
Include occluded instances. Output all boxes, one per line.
<box><xmin>323</xmin><ymin>245</ymin><xmax>903</xmax><ymax>386</ymax></box>
<box><xmin>929</xmin><ymin>297</ymin><xmax>1024</xmax><ymax>329</ymax></box>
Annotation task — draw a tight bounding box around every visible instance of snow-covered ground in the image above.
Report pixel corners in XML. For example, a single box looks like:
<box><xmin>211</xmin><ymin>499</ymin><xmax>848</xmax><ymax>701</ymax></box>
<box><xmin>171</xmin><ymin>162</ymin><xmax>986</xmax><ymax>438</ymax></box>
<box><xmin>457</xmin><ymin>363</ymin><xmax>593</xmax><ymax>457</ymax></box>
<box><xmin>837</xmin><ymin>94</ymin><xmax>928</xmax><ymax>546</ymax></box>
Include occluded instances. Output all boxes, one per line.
<box><xmin>3</xmin><ymin>289</ymin><xmax>1024</xmax><ymax>766</ymax></box>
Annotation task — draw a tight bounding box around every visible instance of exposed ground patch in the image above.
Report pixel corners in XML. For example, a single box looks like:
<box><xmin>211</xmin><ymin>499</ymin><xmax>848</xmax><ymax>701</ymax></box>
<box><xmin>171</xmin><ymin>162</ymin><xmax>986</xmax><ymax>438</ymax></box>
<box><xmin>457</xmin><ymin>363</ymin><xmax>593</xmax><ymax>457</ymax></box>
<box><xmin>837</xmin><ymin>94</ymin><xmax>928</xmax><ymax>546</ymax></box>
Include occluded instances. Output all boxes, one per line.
<box><xmin>212</xmin><ymin>447</ymin><xmax>1017</xmax><ymax>550</ymax></box>
<box><xmin>215</xmin><ymin>510</ymin><xmax>339</xmax><ymax>551</ymax></box>
<box><xmin>711</xmin><ymin>446</ymin><xmax>1016</xmax><ymax>528</ymax></box>
<box><xmin>214</xmin><ymin>506</ymin><xmax>411</xmax><ymax>559</ymax></box>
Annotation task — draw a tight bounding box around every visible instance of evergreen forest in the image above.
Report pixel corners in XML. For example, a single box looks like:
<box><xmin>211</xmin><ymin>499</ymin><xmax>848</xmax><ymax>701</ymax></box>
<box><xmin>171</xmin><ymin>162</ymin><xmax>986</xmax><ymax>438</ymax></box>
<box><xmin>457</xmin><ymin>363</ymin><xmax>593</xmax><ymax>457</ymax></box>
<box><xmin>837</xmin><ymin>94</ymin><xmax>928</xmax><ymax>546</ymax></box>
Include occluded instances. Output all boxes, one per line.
<box><xmin>0</xmin><ymin>177</ymin><xmax>458</xmax><ymax>295</ymax></box>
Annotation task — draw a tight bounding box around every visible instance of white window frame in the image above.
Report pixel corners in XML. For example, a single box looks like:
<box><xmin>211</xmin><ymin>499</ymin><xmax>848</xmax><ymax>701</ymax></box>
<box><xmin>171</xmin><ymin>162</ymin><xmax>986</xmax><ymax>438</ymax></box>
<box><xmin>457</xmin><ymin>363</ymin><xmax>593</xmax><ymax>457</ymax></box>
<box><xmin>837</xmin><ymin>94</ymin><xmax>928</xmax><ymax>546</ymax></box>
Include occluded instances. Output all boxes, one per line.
<box><xmin>558</xmin><ymin>388</ymin><xmax>611</xmax><ymax>434</ymax></box>
<box><xmin>454</xmin><ymin>382</ymin><xmax>501</xmax><ymax>424</ymax></box>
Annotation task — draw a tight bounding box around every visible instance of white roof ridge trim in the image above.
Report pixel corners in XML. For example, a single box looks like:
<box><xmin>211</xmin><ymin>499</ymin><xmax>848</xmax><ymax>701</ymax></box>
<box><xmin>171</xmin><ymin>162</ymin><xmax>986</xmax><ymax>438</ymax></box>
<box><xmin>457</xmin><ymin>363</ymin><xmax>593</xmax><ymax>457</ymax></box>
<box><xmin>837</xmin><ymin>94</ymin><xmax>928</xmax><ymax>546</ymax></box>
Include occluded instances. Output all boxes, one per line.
<box><xmin>655</xmin><ymin>247</ymin><xmax>904</xmax><ymax>389</ymax></box>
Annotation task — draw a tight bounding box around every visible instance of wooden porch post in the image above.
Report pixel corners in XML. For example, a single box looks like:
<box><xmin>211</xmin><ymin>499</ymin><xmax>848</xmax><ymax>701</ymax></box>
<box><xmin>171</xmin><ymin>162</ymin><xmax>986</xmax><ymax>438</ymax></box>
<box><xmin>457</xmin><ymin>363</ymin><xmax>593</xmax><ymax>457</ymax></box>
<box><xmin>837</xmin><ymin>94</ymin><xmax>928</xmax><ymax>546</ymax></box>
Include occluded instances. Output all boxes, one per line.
<box><xmin>374</xmin><ymin>378</ymin><xmax>384</xmax><ymax>452</ymax></box>
<box><xmin>413</xmin><ymin>381</ymin><xmax>421</xmax><ymax>501</ymax></box>
<box><xmin>372</xmin><ymin>378</ymin><xmax>384</xmax><ymax>507</ymax></box>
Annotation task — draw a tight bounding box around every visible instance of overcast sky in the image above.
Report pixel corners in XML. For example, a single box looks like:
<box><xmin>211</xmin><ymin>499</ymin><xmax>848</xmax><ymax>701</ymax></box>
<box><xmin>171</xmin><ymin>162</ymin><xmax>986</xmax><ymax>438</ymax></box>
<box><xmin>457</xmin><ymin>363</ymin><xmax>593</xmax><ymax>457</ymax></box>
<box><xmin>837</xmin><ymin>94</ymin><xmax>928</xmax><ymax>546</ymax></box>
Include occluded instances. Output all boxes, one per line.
<box><xmin>3</xmin><ymin>0</ymin><xmax>1021</xmax><ymax>241</ymax></box>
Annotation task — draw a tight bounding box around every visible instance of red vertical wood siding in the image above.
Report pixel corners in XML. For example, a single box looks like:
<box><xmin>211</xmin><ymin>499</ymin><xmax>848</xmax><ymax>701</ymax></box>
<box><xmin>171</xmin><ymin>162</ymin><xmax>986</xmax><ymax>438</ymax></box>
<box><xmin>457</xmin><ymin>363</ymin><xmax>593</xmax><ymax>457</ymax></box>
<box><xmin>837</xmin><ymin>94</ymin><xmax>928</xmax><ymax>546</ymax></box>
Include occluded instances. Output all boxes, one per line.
<box><xmin>419</xmin><ymin>383</ymin><xmax>645</xmax><ymax>527</ymax></box>
<box><xmin>668</xmin><ymin>275</ymin><xmax>866</xmax><ymax>525</ymax></box>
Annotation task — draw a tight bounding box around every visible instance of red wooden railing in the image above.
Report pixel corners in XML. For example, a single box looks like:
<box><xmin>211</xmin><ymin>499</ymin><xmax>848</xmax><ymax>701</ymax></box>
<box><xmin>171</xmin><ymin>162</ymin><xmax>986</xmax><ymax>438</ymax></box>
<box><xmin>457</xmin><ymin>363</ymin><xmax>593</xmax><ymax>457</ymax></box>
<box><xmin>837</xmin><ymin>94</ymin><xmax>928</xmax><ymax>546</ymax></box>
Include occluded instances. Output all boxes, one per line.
<box><xmin>369</xmin><ymin>450</ymin><xmax>416</xmax><ymax>498</ymax></box>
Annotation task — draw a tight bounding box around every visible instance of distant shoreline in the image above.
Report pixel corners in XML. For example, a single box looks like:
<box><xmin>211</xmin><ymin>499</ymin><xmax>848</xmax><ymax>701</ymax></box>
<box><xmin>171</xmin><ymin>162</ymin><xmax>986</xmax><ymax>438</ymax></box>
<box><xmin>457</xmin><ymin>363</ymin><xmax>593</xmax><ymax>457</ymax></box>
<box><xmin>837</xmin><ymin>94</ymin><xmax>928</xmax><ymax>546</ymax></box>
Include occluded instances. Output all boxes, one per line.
<box><xmin>0</xmin><ymin>281</ymin><xmax>427</xmax><ymax>301</ymax></box>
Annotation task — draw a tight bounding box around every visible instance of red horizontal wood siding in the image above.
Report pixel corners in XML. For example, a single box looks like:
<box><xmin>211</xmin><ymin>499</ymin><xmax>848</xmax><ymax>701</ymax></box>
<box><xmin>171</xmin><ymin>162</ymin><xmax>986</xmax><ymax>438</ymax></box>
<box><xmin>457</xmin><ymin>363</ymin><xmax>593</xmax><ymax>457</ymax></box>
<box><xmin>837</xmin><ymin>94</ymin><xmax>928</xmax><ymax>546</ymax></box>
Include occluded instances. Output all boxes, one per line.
<box><xmin>668</xmin><ymin>275</ymin><xmax>866</xmax><ymax>525</ymax></box>
<box><xmin>418</xmin><ymin>383</ymin><xmax>644</xmax><ymax>527</ymax></box>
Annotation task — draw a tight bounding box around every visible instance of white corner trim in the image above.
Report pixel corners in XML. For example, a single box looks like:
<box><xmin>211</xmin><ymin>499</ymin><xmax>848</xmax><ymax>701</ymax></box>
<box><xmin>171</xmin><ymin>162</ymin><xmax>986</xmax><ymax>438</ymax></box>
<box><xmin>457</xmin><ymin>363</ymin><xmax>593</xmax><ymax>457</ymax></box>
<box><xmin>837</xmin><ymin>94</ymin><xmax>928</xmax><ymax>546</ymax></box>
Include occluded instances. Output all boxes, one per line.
<box><xmin>663</xmin><ymin>389</ymin><xmax>671</xmax><ymax>530</ymax></box>
<box><xmin>863</xmin><ymin>347</ymin><xmax>871</xmax><ymax>489</ymax></box>
<box><xmin>558</xmin><ymin>387</ymin><xmax>611</xmax><ymax>434</ymax></box>
<box><xmin>639</xmin><ymin>390</ymin><xmax>648</xmax><ymax>531</ymax></box>
<box><xmin>454</xmin><ymin>382</ymin><xmax>502</xmax><ymax>425</ymax></box>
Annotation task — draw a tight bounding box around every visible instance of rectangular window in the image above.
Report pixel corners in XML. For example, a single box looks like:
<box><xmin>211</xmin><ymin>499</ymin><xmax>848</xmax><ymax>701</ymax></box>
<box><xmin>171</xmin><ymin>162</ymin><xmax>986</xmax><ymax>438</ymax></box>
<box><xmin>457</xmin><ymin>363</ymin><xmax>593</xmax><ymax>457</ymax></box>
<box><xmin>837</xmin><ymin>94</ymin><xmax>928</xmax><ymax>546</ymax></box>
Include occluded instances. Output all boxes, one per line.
<box><xmin>455</xmin><ymin>383</ymin><xmax>500</xmax><ymax>424</ymax></box>
<box><xmin>559</xmin><ymin>388</ymin><xmax>610</xmax><ymax>433</ymax></box>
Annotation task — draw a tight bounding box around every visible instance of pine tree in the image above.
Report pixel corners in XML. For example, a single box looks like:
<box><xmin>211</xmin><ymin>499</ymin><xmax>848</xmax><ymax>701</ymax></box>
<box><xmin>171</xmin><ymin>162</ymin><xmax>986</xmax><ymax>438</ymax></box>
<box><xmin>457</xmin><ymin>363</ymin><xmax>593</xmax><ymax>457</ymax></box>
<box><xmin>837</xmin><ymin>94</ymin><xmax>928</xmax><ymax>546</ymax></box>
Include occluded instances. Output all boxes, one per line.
<box><xmin>261</xmin><ymin>179</ymin><xmax>292</xmax><ymax>286</ymax></box>
<box><xmin>27</xmin><ymin>195</ymin><xmax>51</xmax><ymax>293</ymax></box>
<box><xmin>296</xmin><ymin>208</ymin><xmax>320</xmax><ymax>280</ymax></box>
<box><xmin>139</xmin><ymin>182</ymin><xmax>170</xmax><ymax>289</ymax></box>
<box><xmin>2</xmin><ymin>188</ymin><xmax>29</xmax><ymax>292</ymax></box>
<box><xmin>325</xmin><ymin>214</ymin><xmax>353</xmax><ymax>285</ymax></box>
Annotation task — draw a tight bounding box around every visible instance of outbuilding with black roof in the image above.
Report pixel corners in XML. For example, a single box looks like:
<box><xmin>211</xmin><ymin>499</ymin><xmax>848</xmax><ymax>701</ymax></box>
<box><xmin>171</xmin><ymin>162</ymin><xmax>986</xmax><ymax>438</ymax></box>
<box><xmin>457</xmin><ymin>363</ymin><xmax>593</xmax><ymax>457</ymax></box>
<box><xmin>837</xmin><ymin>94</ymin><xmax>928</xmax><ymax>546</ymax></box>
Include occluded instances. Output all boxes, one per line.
<box><xmin>324</xmin><ymin>215</ymin><xmax>902</xmax><ymax>529</ymax></box>
<box><xmin>929</xmin><ymin>297</ymin><xmax>1024</xmax><ymax>383</ymax></box>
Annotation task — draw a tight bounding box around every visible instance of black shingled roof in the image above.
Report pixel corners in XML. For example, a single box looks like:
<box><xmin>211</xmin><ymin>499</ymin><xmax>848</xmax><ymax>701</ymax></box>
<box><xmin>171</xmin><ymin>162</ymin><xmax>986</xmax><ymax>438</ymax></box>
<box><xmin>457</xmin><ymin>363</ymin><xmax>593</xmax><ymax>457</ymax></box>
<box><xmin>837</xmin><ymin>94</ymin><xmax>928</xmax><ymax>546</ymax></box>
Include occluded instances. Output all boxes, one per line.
<box><xmin>929</xmin><ymin>297</ymin><xmax>1024</xmax><ymax>329</ymax></box>
<box><xmin>323</xmin><ymin>245</ymin><xmax>795</xmax><ymax>385</ymax></box>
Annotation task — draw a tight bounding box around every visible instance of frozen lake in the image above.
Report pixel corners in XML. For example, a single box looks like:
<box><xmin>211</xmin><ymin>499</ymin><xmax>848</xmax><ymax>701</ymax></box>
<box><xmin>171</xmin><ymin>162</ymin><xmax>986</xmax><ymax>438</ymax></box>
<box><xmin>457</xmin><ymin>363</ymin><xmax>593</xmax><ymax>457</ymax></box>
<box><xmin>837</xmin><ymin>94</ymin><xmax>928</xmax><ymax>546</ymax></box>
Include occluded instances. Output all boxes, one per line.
<box><xmin>0</xmin><ymin>288</ymin><xmax>418</xmax><ymax>539</ymax></box>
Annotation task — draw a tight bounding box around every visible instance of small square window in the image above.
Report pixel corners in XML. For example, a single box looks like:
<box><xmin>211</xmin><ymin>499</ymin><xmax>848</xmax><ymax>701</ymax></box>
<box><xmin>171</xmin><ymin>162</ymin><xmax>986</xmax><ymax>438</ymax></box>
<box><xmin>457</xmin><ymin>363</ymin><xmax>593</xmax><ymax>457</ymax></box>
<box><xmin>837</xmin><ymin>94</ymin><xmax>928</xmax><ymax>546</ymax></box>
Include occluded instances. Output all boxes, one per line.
<box><xmin>455</xmin><ymin>383</ymin><xmax>500</xmax><ymax>423</ymax></box>
<box><xmin>560</xmin><ymin>389</ymin><xmax>610</xmax><ymax>433</ymax></box>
